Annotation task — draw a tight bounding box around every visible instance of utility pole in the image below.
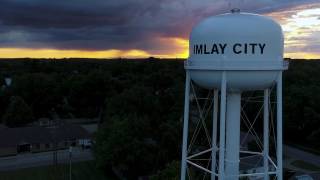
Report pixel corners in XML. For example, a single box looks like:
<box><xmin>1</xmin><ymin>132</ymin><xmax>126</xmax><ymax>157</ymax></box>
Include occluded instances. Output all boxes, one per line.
<box><xmin>69</xmin><ymin>146</ymin><xmax>72</xmax><ymax>180</ymax></box>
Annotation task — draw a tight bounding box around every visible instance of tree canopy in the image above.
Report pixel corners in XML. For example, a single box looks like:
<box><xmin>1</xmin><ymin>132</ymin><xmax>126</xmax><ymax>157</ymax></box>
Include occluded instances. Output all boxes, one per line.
<box><xmin>1</xmin><ymin>59</ymin><xmax>320</xmax><ymax>178</ymax></box>
<box><xmin>2</xmin><ymin>96</ymin><xmax>34</xmax><ymax>127</ymax></box>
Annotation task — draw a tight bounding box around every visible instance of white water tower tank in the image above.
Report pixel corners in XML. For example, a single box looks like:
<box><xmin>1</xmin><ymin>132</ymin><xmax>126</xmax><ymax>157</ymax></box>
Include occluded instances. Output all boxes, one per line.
<box><xmin>181</xmin><ymin>10</ymin><xmax>288</xmax><ymax>180</ymax></box>
<box><xmin>186</xmin><ymin>10</ymin><xmax>288</xmax><ymax>90</ymax></box>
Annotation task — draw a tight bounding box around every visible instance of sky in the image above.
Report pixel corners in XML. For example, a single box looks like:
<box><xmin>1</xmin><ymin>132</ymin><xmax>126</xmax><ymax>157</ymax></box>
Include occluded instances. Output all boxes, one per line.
<box><xmin>0</xmin><ymin>0</ymin><xmax>319</xmax><ymax>59</ymax></box>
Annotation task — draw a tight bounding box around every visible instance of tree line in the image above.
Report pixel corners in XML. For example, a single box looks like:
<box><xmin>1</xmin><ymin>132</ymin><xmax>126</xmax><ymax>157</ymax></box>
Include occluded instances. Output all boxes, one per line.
<box><xmin>0</xmin><ymin>58</ymin><xmax>320</xmax><ymax>178</ymax></box>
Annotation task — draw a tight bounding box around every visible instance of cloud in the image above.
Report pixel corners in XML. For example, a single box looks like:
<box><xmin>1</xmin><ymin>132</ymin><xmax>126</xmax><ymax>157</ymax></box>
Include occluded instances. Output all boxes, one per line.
<box><xmin>0</xmin><ymin>0</ymin><xmax>318</xmax><ymax>57</ymax></box>
<box><xmin>0</xmin><ymin>0</ymin><xmax>134</xmax><ymax>28</ymax></box>
<box><xmin>266</xmin><ymin>2</ymin><xmax>320</xmax><ymax>56</ymax></box>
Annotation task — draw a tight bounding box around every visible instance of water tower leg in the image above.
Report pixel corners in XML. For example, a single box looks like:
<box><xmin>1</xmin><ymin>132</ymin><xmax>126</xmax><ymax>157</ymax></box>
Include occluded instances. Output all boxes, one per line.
<box><xmin>276</xmin><ymin>72</ymin><xmax>283</xmax><ymax>180</ymax></box>
<box><xmin>218</xmin><ymin>72</ymin><xmax>227</xmax><ymax>180</ymax></box>
<box><xmin>180</xmin><ymin>71</ymin><xmax>191</xmax><ymax>180</ymax></box>
<box><xmin>264</xmin><ymin>89</ymin><xmax>270</xmax><ymax>180</ymax></box>
<box><xmin>225</xmin><ymin>92</ymin><xmax>241</xmax><ymax>180</ymax></box>
<box><xmin>211</xmin><ymin>89</ymin><xmax>219</xmax><ymax>180</ymax></box>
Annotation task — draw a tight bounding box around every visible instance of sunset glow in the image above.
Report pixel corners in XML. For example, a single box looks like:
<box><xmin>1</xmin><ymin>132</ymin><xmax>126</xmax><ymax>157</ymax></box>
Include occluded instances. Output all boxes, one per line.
<box><xmin>0</xmin><ymin>48</ymin><xmax>150</xmax><ymax>59</ymax></box>
<box><xmin>267</xmin><ymin>3</ymin><xmax>320</xmax><ymax>59</ymax></box>
<box><xmin>0</xmin><ymin>37</ymin><xmax>189</xmax><ymax>59</ymax></box>
<box><xmin>0</xmin><ymin>1</ymin><xmax>319</xmax><ymax>59</ymax></box>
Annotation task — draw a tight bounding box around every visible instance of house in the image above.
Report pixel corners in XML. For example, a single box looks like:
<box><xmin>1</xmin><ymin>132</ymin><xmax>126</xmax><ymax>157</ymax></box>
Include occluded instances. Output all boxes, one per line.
<box><xmin>49</xmin><ymin>124</ymin><xmax>92</xmax><ymax>149</ymax></box>
<box><xmin>0</xmin><ymin>126</ymin><xmax>53</xmax><ymax>156</ymax></box>
<box><xmin>0</xmin><ymin>124</ymin><xmax>91</xmax><ymax>157</ymax></box>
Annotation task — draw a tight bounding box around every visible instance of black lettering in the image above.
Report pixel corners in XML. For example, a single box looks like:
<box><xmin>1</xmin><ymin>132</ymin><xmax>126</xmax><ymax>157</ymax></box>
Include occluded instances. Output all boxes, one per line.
<box><xmin>259</xmin><ymin>44</ymin><xmax>266</xmax><ymax>54</ymax></box>
<box><xmin>194</xmin><ymin>43</ymin><xmax>265</xmax><ymax>55</ymax></box>
<box><xmin>233</xmin><ymin>44</ymin><xmax>242</xmax><ymax>54</ymax></box>
<box><xmin>250</xmin><ymin>43</ymin><xmax>257</xmax><ymax>54</ymax></box>
<box><xmin>195</xmin><ymin>44</ymin><xmax>203</xmax><ymax>54</ymax></box>
<box><xmin>211</xmin><ymin>44</ymin><xmax>219</xmax><ymax>54</ymax></box>
<box><xmin>244</xmin><ymin>44</ymin><xmax>248</xmax><ymax>54</ymax></box>
<box><xmin>204</xmin><ymin>44</ymin><xmax>210</xmax><ymax>54</ymax></box>
<box><xmin>219</xmin><ymin>44</ymin><xmax>227</xmax><ymax>54</ymax></box>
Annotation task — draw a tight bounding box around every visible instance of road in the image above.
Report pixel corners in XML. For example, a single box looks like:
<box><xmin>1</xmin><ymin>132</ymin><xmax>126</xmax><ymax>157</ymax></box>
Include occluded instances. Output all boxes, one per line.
<box><xmin>0</xmin><ymin>147</ymin><xmax>93</xmax><ymax>171</ymax></box>
<box><xmin>0</xmin><ymin>143</ymin><xmax>319</xmax><ymax>173</ymax></box>
<box><xmin>285</xmin><ymin>145</ymin><xmax>320</xmax><ymax>166</ymax></box>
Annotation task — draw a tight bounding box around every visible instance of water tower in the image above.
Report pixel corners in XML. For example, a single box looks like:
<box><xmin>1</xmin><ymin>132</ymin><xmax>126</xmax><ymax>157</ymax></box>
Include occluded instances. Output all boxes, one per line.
<box><xmin>180</xmin><ymin>10</ymin><xmax>288</xmax><ymax>180</ymax></box>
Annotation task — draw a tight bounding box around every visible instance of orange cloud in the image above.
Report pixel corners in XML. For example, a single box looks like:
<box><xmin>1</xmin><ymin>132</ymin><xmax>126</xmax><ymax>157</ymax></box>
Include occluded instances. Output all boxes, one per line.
<box><xmin>0</xmin><ymin>37</ymin><xmax>189</xmax><ymax>59</ymax></box>
<box><xmin>0</xmin><ymin>48</ymin><xmax>150</xmax><ymax>59</ymax></box>
<box><xmin>266</xmin><ymin>2</ymin><xmax>320</xmax><ymax>59</ymax></box>
<box><xmin>154</xmin><ymin>37</ymin><xmax>189</xmax><ymax>58</ymax></box>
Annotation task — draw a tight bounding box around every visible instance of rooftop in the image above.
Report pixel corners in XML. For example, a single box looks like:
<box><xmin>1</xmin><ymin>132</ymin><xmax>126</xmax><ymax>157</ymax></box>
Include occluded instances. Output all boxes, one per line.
<box><xmin>0</xmin><ymin>124</ymin><xmax>90</xmax><ymax>148</ymax></box>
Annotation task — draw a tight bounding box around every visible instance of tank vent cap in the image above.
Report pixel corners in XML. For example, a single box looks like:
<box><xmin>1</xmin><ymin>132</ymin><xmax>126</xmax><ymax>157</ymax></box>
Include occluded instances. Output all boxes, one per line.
<box><xmin>231</xmin><ymin>8</ymin><xmax>240</xmax><ymax>13</ymax></box>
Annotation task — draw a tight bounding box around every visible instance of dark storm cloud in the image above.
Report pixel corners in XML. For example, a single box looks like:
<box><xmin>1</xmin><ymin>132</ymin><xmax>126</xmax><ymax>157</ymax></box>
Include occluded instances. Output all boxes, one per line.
<box><xmin>0</xmin><ymin>0</ymin><xmax>316</xmax><ymax>51</ymax></box>
<box><xmin>0</xmin><ymin>0</ymin><xmax>171</xmax><ymax>50</ymax></box>
<box><xmin>0</xmin><ymin>0</ymin><xmax>133</xmax><ymax>28</ymax></box>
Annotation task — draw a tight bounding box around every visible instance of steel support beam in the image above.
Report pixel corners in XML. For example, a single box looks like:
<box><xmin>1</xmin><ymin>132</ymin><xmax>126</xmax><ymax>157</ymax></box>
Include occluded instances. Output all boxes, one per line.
<box><xmin>211</xmin><ymin>89</ymin><xmax>219</xmax><ymax>180</ymax></box>
<box><xmin>276</xmin><ymin>72</ymin><xmax>283</xmax><ymax>180</ymax></box>
<box><xmin>218</xmin><ymin>72</ymin><xmax>227</xmax><ymax>180</ymax></box>
<box><xmin>264</xmin><ymin>89</ymin><xmax>270</xmax><ymax>180</ymax></box>
<box><xmin>181</xmin><ymin>71</ymin><xmax>191</xmax><ymax>180</ymax></box>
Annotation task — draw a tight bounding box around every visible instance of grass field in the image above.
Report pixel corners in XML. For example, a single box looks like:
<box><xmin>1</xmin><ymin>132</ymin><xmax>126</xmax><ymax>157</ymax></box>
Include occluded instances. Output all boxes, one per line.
<box><xmin>0</xmin><ymin>161</ymin><xmax>115</xmax><ymax>180</ymax></box>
